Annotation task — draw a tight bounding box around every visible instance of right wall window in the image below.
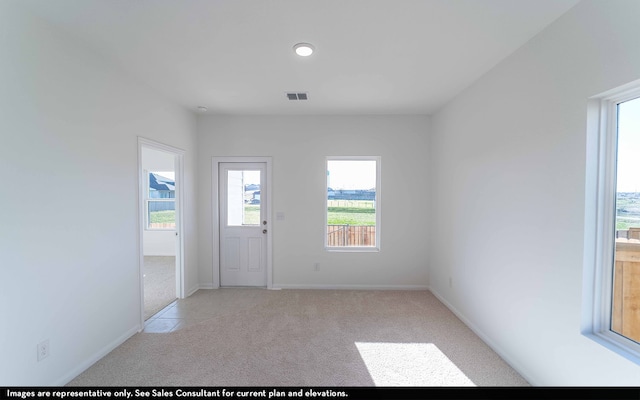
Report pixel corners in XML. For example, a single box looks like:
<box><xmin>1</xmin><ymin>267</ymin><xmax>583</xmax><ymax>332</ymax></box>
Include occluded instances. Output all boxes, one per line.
<box><xmin>583</xmin><ymin>81</ymin><xmax>640</xmax><ymax>364</ymax></box>
<box><xmin>611</xmin><ymin>96</ymin><xmax>640</xmax><ymax>344</ymax></box>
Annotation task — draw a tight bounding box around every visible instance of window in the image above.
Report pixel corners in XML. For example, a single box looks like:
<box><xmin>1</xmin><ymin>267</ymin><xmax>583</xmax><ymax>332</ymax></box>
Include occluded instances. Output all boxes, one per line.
<box><xmin>583</xmin><ymin>81</ymin><xmax>640</xmax><ymax>364</ymax></box>
<box><xmin>325</xmin><ymin>157</ymin><xmax>380</xmax><ymax>251</ymax></box>
<box><xmin>226</xmin><ymin>169</ymin><xmax>261</xmax><ymax>226</ymax></box>
<box><xmin>146</xmin><ymin>171</ymin><xmax>175</xmax><ymax>230</ymax></box>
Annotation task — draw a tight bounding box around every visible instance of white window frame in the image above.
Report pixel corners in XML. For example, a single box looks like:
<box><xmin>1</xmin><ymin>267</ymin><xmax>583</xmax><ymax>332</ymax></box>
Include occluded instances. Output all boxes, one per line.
<box><xmin>325</xmin><ymin>156</ymin><xmax>381</xmax><ymax>252</ymax></box>
<box><xmin>582</xmin><ymin>79</ymin><xmax>640</xmax><ymax>365</ymax></box>
<box><xmin>145</xmin><ymin>169</ymin><xmax>176</xmax><ymax>231</ymax></box>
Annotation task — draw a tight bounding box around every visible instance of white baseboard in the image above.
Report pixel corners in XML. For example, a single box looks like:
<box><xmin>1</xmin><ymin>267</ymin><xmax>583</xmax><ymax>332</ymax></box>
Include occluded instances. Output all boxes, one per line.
<box><xmin>428</xmin><ymin>287</ymin><xmax>537</xmax><ymax>386</ymax></box>
<box><xmin>274</xmin><ymin>283</ymin><xmax>429</xmax><ymax>290</ymax></box>
<box><xmin>55</xmin><ymin>324</ymin><xmax>140</xmax><ymax>386</ymax></box>
<box><xmin>198</xmin><ymin>283</ymin><xmax>215</xmax><ymax>290</ymax></box>
<box><xmin>186</xmin><ymin>284</ymin><xmax>219</xmax><ymax>296</ymax></box>
<box><xmin>186</xmin><ymin>284</ymin><xmax>203</xmax><ymax>297</ymax></box>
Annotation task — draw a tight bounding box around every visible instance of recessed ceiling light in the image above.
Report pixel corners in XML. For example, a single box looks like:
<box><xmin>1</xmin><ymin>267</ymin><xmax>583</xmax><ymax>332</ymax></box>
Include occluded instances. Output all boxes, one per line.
<box><xmin>196</xmin><ymin>106</ymin><xmax>208</xmax><ymax>112</ymax></box>
<box><xmin>293</xmin><ymin>43</ymin><xmax>314</xmax><ymax>57</ymax></box>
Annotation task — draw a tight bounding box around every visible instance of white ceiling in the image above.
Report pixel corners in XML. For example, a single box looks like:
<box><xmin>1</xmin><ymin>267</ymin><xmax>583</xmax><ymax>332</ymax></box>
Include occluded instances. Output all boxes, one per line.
<box><xmin>18</xmin><ymin>0</ymin><xmax>579</xmax><ymax>115</ymax></box>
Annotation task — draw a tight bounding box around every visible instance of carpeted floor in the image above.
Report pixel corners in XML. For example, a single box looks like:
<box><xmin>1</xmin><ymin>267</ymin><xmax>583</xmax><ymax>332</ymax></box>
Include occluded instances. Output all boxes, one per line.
<box><xmin>68</xmin><ymin>289</ymin><xmax>529</xmax><ymax>387</ymax></box>
<box><xmin>143</xmin><ymin>256</ymin><xmax>176</xmax><ymax>320</ymax></box>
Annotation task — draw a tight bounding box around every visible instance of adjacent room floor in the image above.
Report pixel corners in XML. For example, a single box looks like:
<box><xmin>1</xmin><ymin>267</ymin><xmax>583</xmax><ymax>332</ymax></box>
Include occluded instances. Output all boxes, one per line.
<box><xmin>68</xmin><ymin>289</ymin><xmax>529</xmax><ymax>387</ymax></box>
<box><xmin>143</xmin><ymin>256</ymin><xmax>176</xmax><ymax>321</ymax></box>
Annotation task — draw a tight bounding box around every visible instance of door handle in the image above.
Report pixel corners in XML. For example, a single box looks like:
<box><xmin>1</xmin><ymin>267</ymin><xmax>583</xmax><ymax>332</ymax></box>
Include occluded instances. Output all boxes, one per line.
<box><xmin>263</xmin><ymin>229</ymin><xmax>267</xmax><ymax>234</ymax></box>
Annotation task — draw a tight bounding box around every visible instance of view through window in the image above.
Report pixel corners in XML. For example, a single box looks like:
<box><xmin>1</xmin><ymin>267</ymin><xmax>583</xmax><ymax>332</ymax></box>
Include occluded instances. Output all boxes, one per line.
<box><xmin>147</xmin><ymin>171</ymin><xmax>175</xmax><ymax>230</ymax></box>
<box><xmin>227</xmin><ymin>170</ymin><xmax>261</xmax><ymax>226</ymax></box>
<box><xmin>326</xmin><ymin>158</ymin><xmax>379</xmax><ymax>250</ymax></box>
<box><xmin>612</xmin><ymin>96</ymin><xmax>640</xmax><ymax>344</ymax></box>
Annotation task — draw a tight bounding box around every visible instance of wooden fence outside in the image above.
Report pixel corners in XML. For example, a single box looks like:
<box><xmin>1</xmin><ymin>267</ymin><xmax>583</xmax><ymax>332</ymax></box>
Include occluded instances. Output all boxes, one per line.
<box><xmin>148</xmin><ymin>222</ymin><xmax>176</xmax><ymax>229</ymax></box>
<box><xmin>613</xmin><ymin>239</ymin><xmax>640</xmax><ymax>343</ymax></box>
<box><xmin>327</xmin><ymin>225</ymin><xmax>376</xmax><ymax>247</ymax></box>
<box><xmin>149</xmin><ymin>200</ymin><xmax>175</xmax><ymax>212</ymax></box>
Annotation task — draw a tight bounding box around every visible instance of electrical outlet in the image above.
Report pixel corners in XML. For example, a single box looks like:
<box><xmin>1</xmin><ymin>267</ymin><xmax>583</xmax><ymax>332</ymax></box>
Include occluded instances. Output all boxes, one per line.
<box><xmin>314</xmin><ymin>262</ymin><xmax>320</xmax><ymax>272</ymax></box>
<box><xmin>37</xmin><ymin>339</ymin><xmax>49</xmax><ymax>362</ymax></box>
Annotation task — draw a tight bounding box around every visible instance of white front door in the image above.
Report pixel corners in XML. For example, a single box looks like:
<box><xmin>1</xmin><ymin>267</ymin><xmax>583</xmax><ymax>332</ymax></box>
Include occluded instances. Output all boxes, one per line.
<box><xmin>219</xmin><ymin>162</ymin><xmax>267</xmax><ymax>287</ymax></box>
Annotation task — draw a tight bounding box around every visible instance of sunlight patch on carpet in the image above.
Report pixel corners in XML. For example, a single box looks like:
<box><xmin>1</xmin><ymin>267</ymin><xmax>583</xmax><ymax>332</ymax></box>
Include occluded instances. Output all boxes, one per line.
<box><xmin>355</xmin><ymin>342</ymin><xmax>475</xmax><ymax>386</ymax></box>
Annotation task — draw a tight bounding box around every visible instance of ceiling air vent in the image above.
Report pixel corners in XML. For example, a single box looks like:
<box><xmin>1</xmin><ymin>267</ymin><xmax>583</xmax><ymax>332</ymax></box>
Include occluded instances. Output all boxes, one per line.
<box><xmin>286</xmin><ymin>92</ymin><xmax>308</xmax><ymax>100</ymax></box>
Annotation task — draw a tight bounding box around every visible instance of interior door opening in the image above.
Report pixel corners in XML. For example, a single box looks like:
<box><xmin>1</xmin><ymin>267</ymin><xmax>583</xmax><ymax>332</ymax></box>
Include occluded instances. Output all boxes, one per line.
<box><xmin>139</xmin><ymin>139</ymin><xmax>184</xmax><ymax>322</ymax></box>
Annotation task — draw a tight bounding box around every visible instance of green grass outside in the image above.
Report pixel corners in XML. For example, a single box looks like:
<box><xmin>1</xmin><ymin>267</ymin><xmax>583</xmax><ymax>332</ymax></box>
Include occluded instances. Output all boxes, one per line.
<box><xmin>328</xmin><ymin>207</ymin><xmax>375</xmax><ymax>225</ymax></box>
<box><xmin>242</xmin><ymin>204</ymin><xmax>376</xmax><ymax>226</ymax></box>
<box><xmin>244</xmin><ymin>205</ymin><xmax>260</xmax><ymax>225</ymax></box>
<box><xmin>149</xmin><ymin>210</ymin><xmax>175</xmax><ymax>224</ymax></box>
<box><xmin>327</xmin><ymin>200</ymin><xmax>376</xmax><ymax>225</ymax></box>
<box><xmin>616</xmin><ymin>192</ymin><xmax>640</xmax><ymax>230</ymax></box>
<box><xmin>616</xmin><ymin>218</ymin><xmax>640</xmax><ymax>230</ymax></box>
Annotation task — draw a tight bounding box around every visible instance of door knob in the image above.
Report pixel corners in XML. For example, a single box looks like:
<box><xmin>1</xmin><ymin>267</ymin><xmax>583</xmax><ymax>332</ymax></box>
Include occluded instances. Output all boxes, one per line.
<box><xmin>263</xmin><ymin>229</ymin><xmax>267</xmax><ymax>234</ymax></box>
<box><xmin>263</xmin><ymin>220</ymin><xmax>267</xmax><ymax>225</ymax></box>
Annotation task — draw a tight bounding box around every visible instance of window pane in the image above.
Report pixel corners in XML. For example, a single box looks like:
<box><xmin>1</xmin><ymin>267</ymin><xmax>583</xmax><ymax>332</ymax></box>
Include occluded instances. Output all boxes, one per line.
<box><xmin>147</xmin><ymin>171</ymin><xmax>175</xmax><ymax>230</ymax></box>
<box><xmin>147</xmin><ymin>200</ymin><xmax>175</xmax><ymax>229</ymax></box>
<box><xmin>149</xmin><ymin>172</ymin><xmax>175</xmax><ymax>198</ymax></box>
<box><xmin>327</xmin><ymin>159</ymin><xmax>377</xmax><ymax>247</ymax></box>
<box><xmin>612</xmin><ymin>97</ymin><xmax>640</xmax><ymax>343</ymax></box>
<box><xmin>227</xmin><ymin>170</ymin><xmax>260</xmax><ymax>226</ymax></box>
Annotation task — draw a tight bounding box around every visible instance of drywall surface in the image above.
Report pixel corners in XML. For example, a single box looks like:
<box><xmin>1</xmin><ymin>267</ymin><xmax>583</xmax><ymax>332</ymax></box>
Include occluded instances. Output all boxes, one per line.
<box><xmin>197</xmin><ymin>115</ymin><xmax>430</xmax><ymax>289</ymax></box>
<box><xmin>429</xmin><ymin>0</ymin><xmax>640</xmax><ymax>385</ymax></box>
<box><xmin>143</xmin><ymin>230</ymin><xmax>176</xmax><ymax>257</ymax></box>
<box><xmin>0</xmin><ymin>2</ymin><xmax>197</xmax><ymax>385</ymax></box>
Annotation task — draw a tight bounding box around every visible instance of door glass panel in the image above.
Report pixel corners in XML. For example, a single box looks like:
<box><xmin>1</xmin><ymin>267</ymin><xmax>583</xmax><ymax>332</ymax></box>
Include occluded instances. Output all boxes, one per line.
<box><xmin>227</xmin><ymin>170</ymin><xmax>261</xmax><ymax>226</ymax></box>
<box><xmin>612</xmin><ymin>96</ymin><xmax>640</xmax><ymax>343</ymax></box>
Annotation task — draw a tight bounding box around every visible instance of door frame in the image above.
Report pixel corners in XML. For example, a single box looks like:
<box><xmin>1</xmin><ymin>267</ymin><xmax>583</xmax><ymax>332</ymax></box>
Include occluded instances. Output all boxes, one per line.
<box><xmin>212</xmin><ymin>156</ymin><xmax>273</xmax><ymax>289</ymax></box>
<box><xmin>137</xmin><ymin>137</ymin><xmax>185</xmax><ymax>327</ymax></box>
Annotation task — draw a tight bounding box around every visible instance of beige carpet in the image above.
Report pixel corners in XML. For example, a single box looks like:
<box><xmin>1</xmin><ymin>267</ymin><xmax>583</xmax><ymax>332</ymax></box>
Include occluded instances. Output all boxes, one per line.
<box><xmin>144</xmin><ymin>256</ymin><xmax>176</xmax><ymax>320</ymax></box>
<box><xmin>68</xmin><ymin>289</ymin><xmax>528</xmax><ymax>387</ymax></box>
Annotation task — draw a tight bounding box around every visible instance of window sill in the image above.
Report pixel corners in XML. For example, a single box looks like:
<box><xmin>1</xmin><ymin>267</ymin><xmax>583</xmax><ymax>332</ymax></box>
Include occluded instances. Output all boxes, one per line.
<box><xmin>325</xmin><ymin>246</ymin><xmax>380</xmax><ymax>253</ymax></box>
<box><xmin>583</xmin><ymin>330</ymin><xmax>640</xmax><ymax>366</ymax></box>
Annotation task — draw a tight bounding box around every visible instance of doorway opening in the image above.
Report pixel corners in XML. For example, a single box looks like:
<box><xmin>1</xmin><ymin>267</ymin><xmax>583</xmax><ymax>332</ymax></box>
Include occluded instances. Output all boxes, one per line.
<box><xmin>138</xmin><ymin>138</ymin><xmax>185</xmax><ymax>323</ymax></box>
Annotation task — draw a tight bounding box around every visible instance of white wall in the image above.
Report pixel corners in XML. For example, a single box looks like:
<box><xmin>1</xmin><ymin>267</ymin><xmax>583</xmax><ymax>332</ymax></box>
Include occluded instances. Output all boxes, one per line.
<box><xmin>429</xmin><ymin>0</ymin><xmax>640</xmax><ymax>386</ymax></box>
<box><xmin>197</xmin><ymin>116</ymin><xmax>430</xmax><ymax>289</ymax></box>
<box><xmin>0</xmin><ymin>2</ymin><xmax>198</xmax><ymax>385</ymax></box>
<box><xmin>143</xmin><ymin>231</ymin><xmax>176</xmax><ymax>256</ymax></box>
<box><xmin>142</xmin><ymin>147</ymin><xmax>176</xmax><ymax>257</ymax></box>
